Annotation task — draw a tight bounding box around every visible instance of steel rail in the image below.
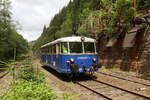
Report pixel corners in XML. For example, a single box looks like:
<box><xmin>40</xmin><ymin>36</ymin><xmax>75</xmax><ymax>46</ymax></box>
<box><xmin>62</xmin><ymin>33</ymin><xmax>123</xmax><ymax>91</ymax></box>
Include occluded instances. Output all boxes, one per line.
<box><xmin>97</xmin><ymin>72</ymin><xmax>150</xmax><ymax>87</ymax></box>
<box><xmin>93</xmin><ymin>79</ymin><xmax>150</xmax><ymax>100</ymax></box>
<box><xmin>0</xmin><ymin>71</ymin><xmax>9</xmax><ymax>79</ymax></box>
<box><xmin>109</xmin><ymin>71</ymin><xmax>150</xmax><ymax>81</ymax></box>
<box><xmin>75</xmin><ymin>81</ymin><xmax>113</xmax><ymax>100</ymax></box>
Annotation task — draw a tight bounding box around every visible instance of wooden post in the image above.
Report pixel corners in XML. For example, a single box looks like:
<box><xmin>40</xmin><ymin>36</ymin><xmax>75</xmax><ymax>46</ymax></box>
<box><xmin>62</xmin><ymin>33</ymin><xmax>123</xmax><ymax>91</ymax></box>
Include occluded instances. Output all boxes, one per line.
<box><xmin>134</xmin><ymin>0</ymin><xmax>136</xmax><ymax>9</ymax></box>
<box><xmin>14</xmin><ymin>48</ymin><xmax>16</xmax><ymax>61</ymax></box>
<box><xmin>134</xmin><ymin>0</ymin><xmax>136</xmax><ymax>15</ymax></box>
<box><xmin>133</xmin><ymin>0</ymin><xmax>136</xmax><ymax>18</ymax></box>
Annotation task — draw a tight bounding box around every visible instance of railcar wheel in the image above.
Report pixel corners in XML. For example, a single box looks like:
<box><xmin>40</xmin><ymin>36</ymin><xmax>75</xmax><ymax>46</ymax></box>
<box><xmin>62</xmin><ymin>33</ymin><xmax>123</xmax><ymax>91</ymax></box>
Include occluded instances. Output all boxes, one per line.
<box><xmin>89</xmin><ymin>71</ymin><xmax>94</xmax><ymax>75</ymax></box>
<box><xmin>88</xmin><ymin>68</ymin><xmax>94</xmax><ymax>76</ymax></box>
<box><xmin>74</xmin><ymin>73</ymin><xmax>80</xmax><ymax>77</ymax></box>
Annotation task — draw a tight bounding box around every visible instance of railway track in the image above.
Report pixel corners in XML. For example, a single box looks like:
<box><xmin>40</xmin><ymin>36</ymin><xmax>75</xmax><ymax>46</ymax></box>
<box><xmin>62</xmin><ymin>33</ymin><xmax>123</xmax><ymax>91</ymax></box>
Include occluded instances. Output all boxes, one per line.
<box><xmin>75</xmin><ymin>81</ymin><xmax>113</xmax><ymax>100</ymax></box>
<box><xmin>74</xmin><ymin>79</ymin><xmax>150</xmax><ymax>100</ymax></box>
<box><xmin>39</xmin><ymin>62</ymin><xmax>150</xmax><ymax>100</ymax></box>
<box><xmin>108</xmin><ymin>70</ymin><xmax>150</xmax><ymax>81</ymax></box>
<box><xmin>97</xmin><ymin>72</ymin><xmax>150</xmax><ymax>87</ymax></box>
<box><xmin>0</xmin><ymin>71</ymin><xmax>9</xmax><ymax>79</ymax></box>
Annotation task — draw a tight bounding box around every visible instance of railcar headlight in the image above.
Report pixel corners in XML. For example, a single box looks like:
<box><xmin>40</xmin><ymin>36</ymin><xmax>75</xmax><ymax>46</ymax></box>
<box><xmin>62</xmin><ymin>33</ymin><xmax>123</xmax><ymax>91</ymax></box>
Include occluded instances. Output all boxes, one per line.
<box><xmin>66</xmin><ymin>61</ymin><xmax>70</xmax><ymax>64</ymax></box>
<box><xmin>70</xmin><ymin>58</ymin><xmax>74</xmax><ymax>63</ymax></box>
<box><xmin>81</xmin><ymin>37</ymin><xmax>85</xmax><ymax>41</ymax></box>
<box><xmin>92</xmin><ymin>58</ymin><xmax>96</xmax><ymax>62</ymax></box>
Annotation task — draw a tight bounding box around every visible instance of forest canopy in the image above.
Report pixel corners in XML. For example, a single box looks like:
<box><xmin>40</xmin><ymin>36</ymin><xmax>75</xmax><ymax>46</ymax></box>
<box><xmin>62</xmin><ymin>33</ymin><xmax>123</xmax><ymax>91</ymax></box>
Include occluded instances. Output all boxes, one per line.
<box><xmin>33</xmin><ymin>0</ymin><xmax>150</xmax><ymax>54</ymax></box>
<box><xmin>0</xmin><ymin>0</ymin><xmax>28</xmax><ymax>60</ymax></box>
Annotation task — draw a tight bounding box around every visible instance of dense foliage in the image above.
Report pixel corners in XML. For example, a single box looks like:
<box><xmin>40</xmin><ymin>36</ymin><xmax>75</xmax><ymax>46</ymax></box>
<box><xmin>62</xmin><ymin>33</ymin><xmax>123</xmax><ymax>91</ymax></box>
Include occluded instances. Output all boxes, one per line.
<box><xmin>2</xmin><ymin>61</ymin><xmax>57</xmax><ymax>100</ymax></box>
<box><xmin>136</xmin><ymin>0</ymin><xmax>150</xmax><ymax>11</ymax></box>
<box><xmin>33</xmin><ymin>0</ymin><xmax>150</xmax><ymax>54</ymax></box>
<box><xmin>3</xmin><ymin>80</ymin><xmax>57</xmax><ymax>100</ymax></box>
<box><xmin>2</xmin><ymin>60</ymin><xmax>77</xmax><ymax>100</ymax></box>
<box><xmin>0</xmin><ymin>0</ymin><xmax>28</xmax><ymax>60</ymax></box>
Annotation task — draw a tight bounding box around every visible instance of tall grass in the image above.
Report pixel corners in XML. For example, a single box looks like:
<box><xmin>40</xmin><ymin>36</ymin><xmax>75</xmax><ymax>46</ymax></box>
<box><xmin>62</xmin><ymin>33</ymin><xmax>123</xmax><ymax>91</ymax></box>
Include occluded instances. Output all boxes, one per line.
<box><xmin>2</xmin><ymin>61</ymin><xmax>58</xmax><ymax>100</ymax></box>
<box><xmin>2</xmin><ymin>60</ymin><xmax>77</xmax><ymax>100</ymax></box>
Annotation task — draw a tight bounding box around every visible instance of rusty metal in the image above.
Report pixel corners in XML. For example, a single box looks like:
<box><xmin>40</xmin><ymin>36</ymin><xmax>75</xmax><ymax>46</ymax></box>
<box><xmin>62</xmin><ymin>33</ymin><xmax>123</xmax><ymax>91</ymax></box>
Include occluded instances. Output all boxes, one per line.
<box><xmin>107</xmin><ymin>70</ymin><xmax>150</xmax><ymax>81</ymax></box>
<box><xmin>0</xmin><ymin>71</ymin><xmax>9</xmax><ymax>79</ymax></box>
<box><xmin>106</xmin><ymin>37</ymin><xmax>117</xmax><ymax>47</ymax></box>
<box><xmin>75</xmin><ymin>78</ymin><xmax>150</xmax><ymax>100</ymax></box>
<box><xmin>123</xmin><ymin>32</ymin><xmax>137</xmax><ymax>47</ymax></box>
<box><xmin>97</xmin><ymin>72</ymin><xmax>150</xmax><ymax>87</ymax></box>
<box><xmin>93</xmin><ymin>79</ymin><xmax>150</xmax><ymax>100</ymax></box>
<box><xmin>75</xmin><ymin>81</ymin><xmax>113</xmax><ymax>100</ymax></box>
<box><xmin>128</xmin><ymin>26</ymin><xmax>141</xmax><ymax>33</ymax></box>
<box><xmin>123</xmin><ymin>26</ymin><xmax>141</xmax><ymax>48</ymax></box>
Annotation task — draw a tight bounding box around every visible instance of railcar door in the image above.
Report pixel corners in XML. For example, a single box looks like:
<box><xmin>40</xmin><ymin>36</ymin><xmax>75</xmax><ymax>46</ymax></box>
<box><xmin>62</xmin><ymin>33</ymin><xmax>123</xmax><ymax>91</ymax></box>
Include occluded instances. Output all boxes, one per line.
<box><xmin>56</xmin><ymin>43</ymin><xmax>61</xmax><ymax>72</ymax></box>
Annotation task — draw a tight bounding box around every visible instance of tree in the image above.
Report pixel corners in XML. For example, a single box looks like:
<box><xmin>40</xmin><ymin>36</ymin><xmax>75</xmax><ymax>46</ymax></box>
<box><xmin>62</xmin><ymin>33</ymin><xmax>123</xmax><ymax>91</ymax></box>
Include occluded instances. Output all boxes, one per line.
<box><xmin>33</xmin><ymin>0</ymin><xmax>149</xmax><ymax>54</ymax></box>
<box><xmin>0</xmin><ymin>0</ymin><xmax>28</xmax><ymax>60</ymax></box>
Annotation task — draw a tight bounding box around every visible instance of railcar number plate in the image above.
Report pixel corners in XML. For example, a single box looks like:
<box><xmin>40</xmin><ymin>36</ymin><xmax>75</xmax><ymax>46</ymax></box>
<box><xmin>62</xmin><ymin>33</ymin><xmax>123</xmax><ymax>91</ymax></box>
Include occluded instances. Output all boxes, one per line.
<box><xmin>77</xmin><ymin>57</ymin><xmax>90</xmax><ymax>59</ymax></box>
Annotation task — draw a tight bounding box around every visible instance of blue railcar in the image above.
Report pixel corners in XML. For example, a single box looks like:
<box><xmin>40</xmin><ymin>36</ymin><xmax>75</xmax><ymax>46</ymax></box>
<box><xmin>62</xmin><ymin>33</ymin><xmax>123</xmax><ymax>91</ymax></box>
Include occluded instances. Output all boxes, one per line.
<box><xmin>40</xmin><ymin>36</ymin><xmax>100</xmax><ymax>76</ymax></box>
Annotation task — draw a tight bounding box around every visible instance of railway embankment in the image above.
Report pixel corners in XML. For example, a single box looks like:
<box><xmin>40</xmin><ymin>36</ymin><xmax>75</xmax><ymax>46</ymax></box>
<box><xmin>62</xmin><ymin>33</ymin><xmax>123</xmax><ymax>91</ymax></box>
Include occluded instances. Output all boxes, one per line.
<box><xmin>0</xmin><ymin>56</ymin><xmax>77</xmax><ymax>100</ymax></box>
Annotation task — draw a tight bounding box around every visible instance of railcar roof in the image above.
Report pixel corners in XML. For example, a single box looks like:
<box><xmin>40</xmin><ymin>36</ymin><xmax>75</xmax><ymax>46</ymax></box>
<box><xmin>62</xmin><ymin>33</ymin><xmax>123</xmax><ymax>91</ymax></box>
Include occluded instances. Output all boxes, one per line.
<box><xmin>41</xmin><ymin>36</ymin><xmax>95</xmax><ymax>48</ymax></box>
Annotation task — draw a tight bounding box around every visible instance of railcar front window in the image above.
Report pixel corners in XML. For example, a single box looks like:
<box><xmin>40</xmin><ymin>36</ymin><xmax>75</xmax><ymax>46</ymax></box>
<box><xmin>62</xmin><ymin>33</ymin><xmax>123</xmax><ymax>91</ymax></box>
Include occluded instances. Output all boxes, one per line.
<box><xmin>61</xmin><ymin>42</ymin><xmax>68</xmax><ymax>53</ymax></box>
<box><xmin>69</xmin><ymin>42</ymin><xmax>82</xmax><ymax>53</ymax></box>
<box><xmin>84</xmin><ymin>42</ymin><xmax>95</xmax><ymax>53</ymax></box>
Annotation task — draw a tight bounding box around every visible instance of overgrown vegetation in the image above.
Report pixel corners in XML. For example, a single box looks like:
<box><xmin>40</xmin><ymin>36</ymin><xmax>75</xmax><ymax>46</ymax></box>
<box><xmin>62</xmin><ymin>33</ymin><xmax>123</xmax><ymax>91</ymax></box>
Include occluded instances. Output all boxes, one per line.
<box><xmin>136</xmin><ymin>0</ymin><xmax>150</xmax><ymax>12</ymax></box>
<box><xmin>0</xmin><ymin>0</ymin><xmax>28</xmax><ymax>61</ymax></box>
<box><xmin>0</xmin><ymin>60</ymin><xmax>9</xmax><ymax>71</ymax></box>
<box><xmin>3</xmin><ymin>80</ymin><xmax>57</xmax><ymax>100</ymax></box>
<box><xmin>2</xmin><ymin>61</ymin><xmax>57</xmax><ymax>100</ymax></box>
<box><xmin>2</xmin><ymin>60</ymin><xmax>77</xmax><ymax>100</ymax></box>
<box><xmin>33</xmin><ymin>0</ymin><xmax>150</xmax><ymax>54</ymax></box>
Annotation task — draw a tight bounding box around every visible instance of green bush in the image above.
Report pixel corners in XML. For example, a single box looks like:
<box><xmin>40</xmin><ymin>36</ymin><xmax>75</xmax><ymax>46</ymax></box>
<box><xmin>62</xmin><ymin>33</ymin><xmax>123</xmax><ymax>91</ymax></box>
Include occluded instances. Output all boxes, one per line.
<box><xmin>2</xmin><ymin>60</ymin><xmax>77</xmax><ymax>100</ymax></box>
<box><xmin>17</xmin><ymin>64</ymin><xmax>45</xmax><ymax>83</ymax></box>
<box><xmin>0</xmin><ymin>61</ymin><xmax>11</xmax><ymax>72</ymax></box>
<box><xmin>2</xmin><ymin>61</ymin><xmax>57</xmax><ymax>100</ymax></box>
<box><xmin>3</xmin><ymin>80</ymin><xmax>57</xmax><ymax>100</ymax></box>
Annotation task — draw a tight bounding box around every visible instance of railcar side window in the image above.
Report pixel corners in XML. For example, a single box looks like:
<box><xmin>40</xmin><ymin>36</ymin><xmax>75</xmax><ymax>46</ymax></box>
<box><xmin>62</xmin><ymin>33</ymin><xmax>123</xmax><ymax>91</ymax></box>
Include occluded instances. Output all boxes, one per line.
<box><xmin>61</xmin><ymin>42</ymin><xmax>68</xmax><ymax>53</ymax></box>
<box><xmin>43</xmin><ymin>48</ymin><xmax>47</xmax><ymax>53</ymax></box>
<box><xmin>41</xmin><ymin>48</ymin><xmax>44</xmax><ymax>53</ymax></box>
<box><xmin>56</xmin><ymin>43</ymin><xmax>60</xmax><ymax>54</ymax></box>
<box><xmin>46</xmin><ymin>47</ymin><xmax>48</xmax><ymax>53</ymax></box>
<box><xmin>84</xmin><ymin>42</ymin><xmax>95</xmax><ymax>53</ymax></box>
<box><xmin>52</xmin><ymin>45</ymin><xmax>56</xmax><ymax>54</ymax></box>
<box><xmin>69</xmin><ymin>42</ymin><xmax>82</xmax><ymax>53</ymax></box>
<box><xmin>49</xmin><ymin>46</ymin><xmax>52</xmax><ymax>54</ymax></box>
